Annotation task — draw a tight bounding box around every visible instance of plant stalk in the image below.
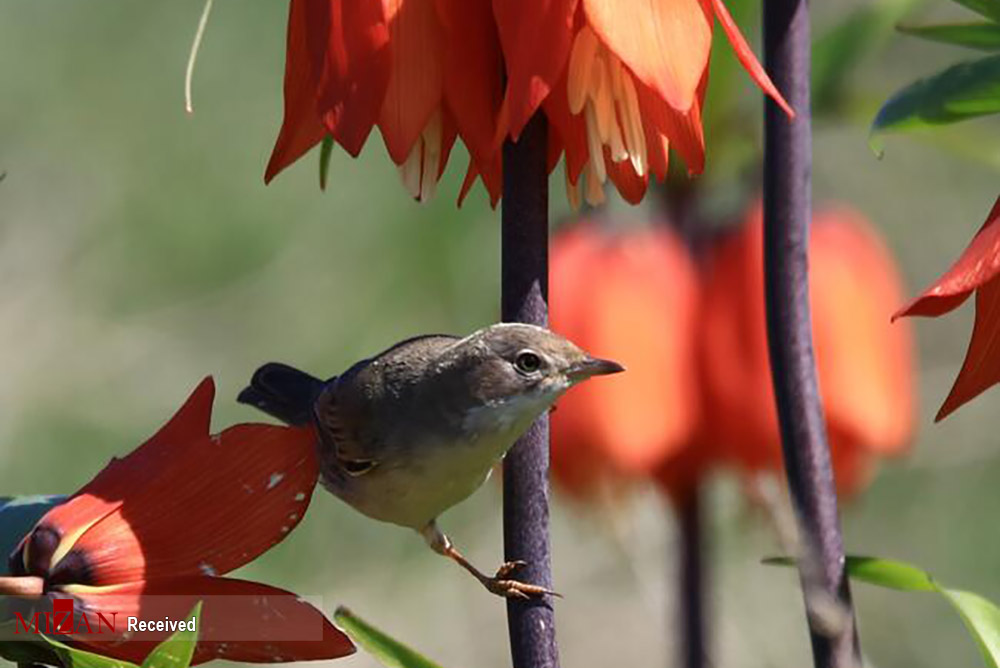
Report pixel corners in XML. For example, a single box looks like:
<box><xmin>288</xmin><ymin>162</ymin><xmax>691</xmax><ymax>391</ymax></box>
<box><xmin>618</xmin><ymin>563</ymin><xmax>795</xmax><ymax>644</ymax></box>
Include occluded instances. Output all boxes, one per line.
<box><xmin>501</xmin><ymin>113</ymin><xmax>560</xmax><ymax>668</ymax></box>
<box><xmin>762</xmin><ymin>2</ymin><xmax>861</xmax><ymax>667</ymax></box>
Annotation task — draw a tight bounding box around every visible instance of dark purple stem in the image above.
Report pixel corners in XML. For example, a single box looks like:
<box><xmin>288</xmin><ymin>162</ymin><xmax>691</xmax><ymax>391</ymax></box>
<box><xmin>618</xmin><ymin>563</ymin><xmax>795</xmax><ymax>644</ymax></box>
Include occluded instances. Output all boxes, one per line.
<box><xmin>762</xmin><ymin>2</ymin><xmax>860</xmax><ymax>667</ymax></box>
<box><xmin>501</xmin><ymin>113</ymin><xmax>559</xmax><ymax>668</ymax></box>
<box><xmin>677</xmin><ymin>487</ymin><xmax>706</xmax><ymax>668</ymax></box>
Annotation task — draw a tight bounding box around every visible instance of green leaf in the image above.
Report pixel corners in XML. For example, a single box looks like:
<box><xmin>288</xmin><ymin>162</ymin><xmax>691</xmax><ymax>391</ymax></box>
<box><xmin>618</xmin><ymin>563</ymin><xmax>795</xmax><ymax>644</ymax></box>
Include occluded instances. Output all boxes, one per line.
<box><xmin>141</xmin><ymin>602</ymin><xmax>201</xmax><ymax>668</ymax></box>
<box><xmin>319</xmin><ymin>135</ymin><xmax>334</xmax><ymax>191</ymax></box>
<box><xmin>0</xmin><ymin>495</ymin><xmax>65</xmax><ymax>575</ymax></box>
<box><xmin>843</xmin><ymin>556</ymin><xmax>938</xmax><ymax>592</ymax></box>
<box><xmin>763</xmin><ymin>555</ymin><xmax>936</xmax><ymax>591</ymax></box>
<box><xmin>46</xmin><ymin>635</ymin><xmax>140</xmax><ymax>668</ymax></box>
<box><xmin>871</xmin><ymin>54</ymin><xmax>1000</xmax><ymax>152</ymax></box>
<box><xmin>940</xmin><ymin>589</ymin><xmax>1000</xmax><ymax>668</ymax></box>
<box><xmin>898</xmin><ymin>21</ymin><xmax>1000</xmax><ymax>49</ymax></box>
<box><xmin>954</xmin><ymin>0</ymin><xmax>1000</xmax><ymax>23</ymax></box>
<box><xmin>334</xmin><ymin>607</ymin><xmax>446</xmax><ymax>668</ymax></box>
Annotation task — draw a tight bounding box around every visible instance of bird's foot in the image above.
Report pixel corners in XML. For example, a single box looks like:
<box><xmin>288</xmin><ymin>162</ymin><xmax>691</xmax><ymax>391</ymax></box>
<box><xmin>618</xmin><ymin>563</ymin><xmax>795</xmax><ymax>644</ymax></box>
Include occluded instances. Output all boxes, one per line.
<box><xmin>481</xmin><ymin>561</ymin><xmax>560</xmax><ymax>600</ymax></box>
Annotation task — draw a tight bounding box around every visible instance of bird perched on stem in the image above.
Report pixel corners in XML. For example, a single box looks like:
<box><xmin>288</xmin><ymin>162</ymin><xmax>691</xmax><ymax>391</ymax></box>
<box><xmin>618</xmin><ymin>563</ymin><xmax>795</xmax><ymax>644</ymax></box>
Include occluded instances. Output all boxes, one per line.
<box><xmin>238</xmin><ymin>323</ymin><xmax>623</xmax><ymax>599</ymax></box>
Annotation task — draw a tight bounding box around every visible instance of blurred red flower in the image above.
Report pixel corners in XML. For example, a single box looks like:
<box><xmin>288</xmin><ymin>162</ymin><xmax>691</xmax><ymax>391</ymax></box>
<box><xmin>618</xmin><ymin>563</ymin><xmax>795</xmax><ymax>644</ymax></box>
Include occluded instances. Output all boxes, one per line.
<box><xmin>494</xmin><ymin>0</ymin><xmax>793</xmax><ymax>207</ymax></box>
<box><xmin>5</xmin><ymin>378</ymin><xmax>354</xmax><ymax>665</ymax></box>
<box><xmin>549</xmin><ymin>221</ymin><xmax>701</xmax><ymax>500</ymax></box>
<box><xmin>266</xmin><ymin>0</ymin><xmax>791</xmax><ymax>206</ymax></box>
<box><xmin>895</xmin><ymin>195</ymin><xmax>1000</xmax><ymax>420</ymax></box>
<box><xmin>700</xmin><ymin>205</ymin><xmax>915</xmax><ymax>496</ymax></box>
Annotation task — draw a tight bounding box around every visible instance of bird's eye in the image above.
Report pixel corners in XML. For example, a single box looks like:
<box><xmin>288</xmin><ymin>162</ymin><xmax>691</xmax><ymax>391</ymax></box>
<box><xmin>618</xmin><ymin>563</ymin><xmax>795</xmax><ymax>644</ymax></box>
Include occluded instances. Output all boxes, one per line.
<box><xmin>515</xmin><ymin>351</ymin><xmax>543</xmax><ymax>374</ymax></box>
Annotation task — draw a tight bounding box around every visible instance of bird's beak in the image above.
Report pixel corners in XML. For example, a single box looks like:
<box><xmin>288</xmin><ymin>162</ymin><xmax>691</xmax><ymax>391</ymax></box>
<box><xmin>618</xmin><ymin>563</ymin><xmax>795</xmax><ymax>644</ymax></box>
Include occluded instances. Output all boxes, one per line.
<box><xmin>567</xmin><ymin>357</ymin><xmax>626</xmax><ymax>382</ymax></box>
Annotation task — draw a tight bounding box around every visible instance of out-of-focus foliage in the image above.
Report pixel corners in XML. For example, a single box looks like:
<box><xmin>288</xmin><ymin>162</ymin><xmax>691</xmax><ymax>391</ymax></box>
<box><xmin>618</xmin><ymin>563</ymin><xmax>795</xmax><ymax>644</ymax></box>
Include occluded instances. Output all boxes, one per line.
<box><xmin>873</xmin><ymin>0</ymin><xmax>1000</xmax><ymax>148</ymax></box>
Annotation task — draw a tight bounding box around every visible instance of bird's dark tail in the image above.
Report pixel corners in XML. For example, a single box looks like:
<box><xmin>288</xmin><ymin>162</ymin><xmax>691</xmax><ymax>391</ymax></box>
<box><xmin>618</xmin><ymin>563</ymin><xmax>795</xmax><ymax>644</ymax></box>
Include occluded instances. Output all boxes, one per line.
<box><xmin>237</xmin><ymin>363</ymin><xmax>326</xmax><ymax>426</ymax></box>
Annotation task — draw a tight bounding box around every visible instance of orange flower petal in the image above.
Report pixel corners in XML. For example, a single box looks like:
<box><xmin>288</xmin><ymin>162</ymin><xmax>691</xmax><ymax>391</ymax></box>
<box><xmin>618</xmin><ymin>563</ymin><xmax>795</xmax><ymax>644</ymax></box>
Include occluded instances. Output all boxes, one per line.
<box><xmin>25</xmin><ymin>379</ymin><xmax>319</xmax><ymax>586</ymax></box>
<box><xmin>437</xmin><ymin>0</ymin><xmax>502</xmax><ymax>176</ymax></box>
<box><xmin>65</xmin><ymin>576</ymin><xmax>354</xmax><ymax>665</ymax></box>
<box><xmin>378</xmin><ymin>0</ymin><xmax>445</xmax><ymax>164</ymax></box>
<box><xmin>583</xmin><ymin>0</ymin><xmax>711</xmax><ymax>113</ymax></box>
<box><xmin>896</xmin><ymin>195</ymin><xmax>1000</xmax><ymax>319</ymax></box>
<box><xmin>493</xmin><ymin>0</ymin><xmax>579</xmax><ymax>140</ymax></box>
<box><xmin>937</xmin><ymin>276</ymin><xmax>1000</xmax><ymax>420</ymax></box>
<box><xmin>710</xmin><ymin>0</ymin><xmax>794</xmax><ymax>117</ymax></box>
<box><xmin>550</xmin><ymin>223</ymin><xmax>700</xmax><ymax>495</ymax></box>
<box><xmin>314</xmin><ymin>0</ymin><xmax>392</xmax><ymax>156</ymax></box>
<box><xmin>265</xmin><ymin>0</ymin><xmax>328</xmax><ymax>183</ymax></box>
<box><xmin>810</xmin><ymin>210</ymin><xmax>915</xmax><ymax>452</ymax></box>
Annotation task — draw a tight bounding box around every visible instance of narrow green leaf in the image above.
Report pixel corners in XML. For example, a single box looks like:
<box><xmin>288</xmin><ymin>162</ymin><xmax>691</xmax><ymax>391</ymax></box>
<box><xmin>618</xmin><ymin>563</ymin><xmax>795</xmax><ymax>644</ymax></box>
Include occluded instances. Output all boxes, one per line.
<box><xmin>319</xmin><ymin>135</ymin><xmax>334</xmax><ymax>191</ymax></box>
<box><xmin>843</xmin><ymin>556</ymin><xmax>938</xmax><ymax>592</ymax></box>
<box><xmin>46</xmin><ymin>636</ymin><xmax>141</xmax><ymax>668</ymax></box>
<box><xmin>940</xmin><ymin>589</ymin><xmax>1000</xmax><ymax>668</ymax></box>
<box><xmin>763</xmin><ymin>555</ymin><xmax>937</xmax><ymax>591</ymax></box>
<box><xmin>141</xmin><ymin>602</ymin><xmax>201</xmax><ymax>668</ymax></box>
<box><xmin>334</xmin><ymin>607</ymin><xmax>446</xmax><ymax>668</ymax></box>
<box><xmin>898</xmin><ymin>21</ymin><xmax>1000</xmax><ymax>49</ymax></box>
<box><xmin>954</xmin><ymin>0</ymin><xmax>1000</xmax><ymax>23</ymax></box>
<box><xmin>871</xmin><ymin>54</ymin><xmax>1000</xmax><ymax>152</ymax></box>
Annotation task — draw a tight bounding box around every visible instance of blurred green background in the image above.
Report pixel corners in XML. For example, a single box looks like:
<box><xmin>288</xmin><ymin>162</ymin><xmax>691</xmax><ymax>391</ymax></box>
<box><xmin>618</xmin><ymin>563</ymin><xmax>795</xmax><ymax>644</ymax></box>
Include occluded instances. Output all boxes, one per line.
<box><xmin>3</xmin><ymin>1</ymin><xmax>1000</xmax><ymax>667</ymax></box>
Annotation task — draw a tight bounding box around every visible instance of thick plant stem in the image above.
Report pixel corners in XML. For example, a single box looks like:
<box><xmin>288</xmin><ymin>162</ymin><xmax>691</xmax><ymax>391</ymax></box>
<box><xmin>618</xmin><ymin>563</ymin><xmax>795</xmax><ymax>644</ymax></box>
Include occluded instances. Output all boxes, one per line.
<box><xmin>677</xmin><ymin>487</ymin><xmax>706</xmax><ymax>668</ymax></box>
<box><xmin>762</xmin><ymin>2</ymin><xmax>861</xmax><ymax>668</ymax></box>
<box><xmin>501</xmin><ymin>113</ymin><xmax>559</xmax><ymax>668</ymax></box>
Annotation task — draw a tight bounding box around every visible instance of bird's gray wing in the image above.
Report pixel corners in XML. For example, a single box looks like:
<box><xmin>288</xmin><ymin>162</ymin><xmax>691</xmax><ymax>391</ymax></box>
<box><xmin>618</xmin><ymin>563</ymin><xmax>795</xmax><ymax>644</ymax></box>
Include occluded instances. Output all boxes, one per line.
<box><xmin>315</xmin><ymin>390</ymin><xmax>378</xmax><ymax>477</ymax></box>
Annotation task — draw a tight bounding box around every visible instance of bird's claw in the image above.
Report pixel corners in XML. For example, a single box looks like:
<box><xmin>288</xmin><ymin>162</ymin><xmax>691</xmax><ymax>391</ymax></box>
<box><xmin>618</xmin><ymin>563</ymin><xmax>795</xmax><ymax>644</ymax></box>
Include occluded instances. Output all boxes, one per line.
<box><xmin>482</xmin><ymin>561</ymin><xmax>561</xmax><ymax>599</ymax></box>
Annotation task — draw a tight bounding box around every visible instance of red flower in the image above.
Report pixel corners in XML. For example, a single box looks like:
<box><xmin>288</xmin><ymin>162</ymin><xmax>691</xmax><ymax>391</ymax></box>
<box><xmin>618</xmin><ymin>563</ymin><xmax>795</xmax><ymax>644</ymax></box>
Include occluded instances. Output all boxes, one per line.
<box><xmin>494</xmin><ymin>0</ymin><xmax>794</xmax><ymax>206</ymax></box>
<box><xmin>548</xmin><ymin>221</ymin><xmax>701</xmax><ymax>500</ymax></box>
<box><xmin>4</xmin><ymin>378</ymin><xmax>354</xmax><ymax>665</ymax></box>
<box><xmin>700</xmin><ymin>205</ymin><xmax>915</xmax><ymax>495</ymax></box>
<box><xmin>895</xmin><ymin>195</ymin><xmax>1000</xmax><ymax>420</ymax></box>
<box><xmin>266</xmin><ymin>0</ymin><xmax>791</xmax><ymax>206</ymax></box>
<box><xmin>266</xmin><ymin>0</ymin><xmax>503</xmax><ymax>202</ymax></box>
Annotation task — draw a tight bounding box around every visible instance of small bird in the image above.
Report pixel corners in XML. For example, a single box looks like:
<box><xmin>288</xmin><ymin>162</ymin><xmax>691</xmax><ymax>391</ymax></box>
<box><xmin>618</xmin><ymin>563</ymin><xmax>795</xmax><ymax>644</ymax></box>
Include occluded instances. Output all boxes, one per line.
<box><xmin>238</xmin><ymin>323</ymin><xmax>623</xmax><ymax>599</ymax></box>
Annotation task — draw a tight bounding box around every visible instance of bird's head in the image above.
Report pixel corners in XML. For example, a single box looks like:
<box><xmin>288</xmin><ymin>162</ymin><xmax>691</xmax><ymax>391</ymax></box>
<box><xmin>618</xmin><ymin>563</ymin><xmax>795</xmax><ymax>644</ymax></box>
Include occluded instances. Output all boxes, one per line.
<box><xmin>446</xmin><ymin>324</ymin><xmax>623</xmax><ymax>429</ymax></box>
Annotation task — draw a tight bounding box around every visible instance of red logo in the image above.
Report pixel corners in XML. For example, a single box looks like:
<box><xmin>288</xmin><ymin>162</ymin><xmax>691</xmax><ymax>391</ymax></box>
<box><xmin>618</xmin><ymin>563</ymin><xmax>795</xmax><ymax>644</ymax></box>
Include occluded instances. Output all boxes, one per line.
<box><xmin>13</xmin><ymin>599</ymin><xmax>117</xmax><ymax>635</ymax></box>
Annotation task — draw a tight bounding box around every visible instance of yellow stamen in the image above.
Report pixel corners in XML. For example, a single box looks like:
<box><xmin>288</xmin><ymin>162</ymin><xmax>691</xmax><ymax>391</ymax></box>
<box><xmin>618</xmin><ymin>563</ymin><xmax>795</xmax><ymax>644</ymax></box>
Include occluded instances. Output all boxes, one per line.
<box><xmin>567</xmin><ymin>27</ymin><xmax>648</xmax><ymax>184</ymax></box>
<box><xmin>584</xmin><ymin>162</ymin><xmax>606</xmax><ymax>206</ymax></box>
<box><xmin>567</xmin><ymin>27</ymin><xmax>600</xmax><ymax>115</ymax></box>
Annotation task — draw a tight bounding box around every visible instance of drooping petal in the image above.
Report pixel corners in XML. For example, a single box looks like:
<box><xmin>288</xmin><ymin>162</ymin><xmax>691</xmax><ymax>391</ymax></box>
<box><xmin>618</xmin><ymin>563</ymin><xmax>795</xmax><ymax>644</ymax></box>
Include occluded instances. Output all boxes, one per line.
<box><xmin>896</xmin><ymin>195</ymin><xmax>1000</xmax><ymax>318</ymax></box>
<box><xmin>550</xmin><ymin>223</ymin><xmax>700</xmax><ymax>496</ymax></box>
<box><xmin>583</xmin><ymin>0</ymin><xmax>711</xmax><ymax>113</ymax></box>
<box><xmin>314</xmin><ymin>0</ymin><xmax>392</xmax><ymax>156</ymax></box>
<box><xmin>493</xmin><ymin>0</ymin><xmax>579</xmax><ymax>139</ymax></box>
<box><xmin>63</xmin><ymin>576</ymin><xmax>354</xmax><ymax>665</ymax></box>
<box><xmin>378</xmin><ymin>0</ymin><xmax>445</xmax><ymax>164</ymax></box>
<box><xmin>542</xmin><ymin>71</ymin><xmax>590</xmax><ymax>185</ymax></box>
<box><xmin>265</xmin><ymin>0</ymin><xmax>329</xmax><ymax>183</ymax></box>
<box><xmin>437</xmin><ymin>0</ymin><xmax>503</xmax><ymax>179</ymax></box>
<box><xmin>23</xmin><ymin>379</ymin><xmax>319</xmax><ymax>586</ymax></box>
<box><xmin>936</xmin><ymin>276</ymin><xmax>1000</xmax><ymax>420</ymax></box>
<box><xmin>710</xmin><ymin>0</ymin><xmax>794</xmax><ymax>117</ymax></box>
<box><xmin>810</xmin><ymin>210</ymin><xmax>915</xmax><ymax>451</ymax></box>
<box><xmin>636</xmin><ymin>79</ymin><xmax>705</xmax><ymax>176</ymax></box>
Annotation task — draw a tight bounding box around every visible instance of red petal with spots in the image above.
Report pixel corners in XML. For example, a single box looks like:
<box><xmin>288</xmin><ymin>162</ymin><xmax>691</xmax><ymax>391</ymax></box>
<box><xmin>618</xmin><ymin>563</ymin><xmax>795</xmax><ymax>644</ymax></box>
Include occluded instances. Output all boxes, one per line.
<box><xmin>31</xmin><ymin>379</ymin><xmax>319</xmax><ymax>585</ymax></box>
<box><xmin>710</xmin><ymin>0</ymin><xmax>793</xmax><ymax>117</ymax></box>
<box><xmin>584</xmin><ymin>0</ymin><xmax>711</xmax><ymax>112</ymax></box>
<box><xmin>265</xmin><ymin>0</ymin><xmax>329</xmax><ymax>183</ymax></box>
<box><xmin>65</xmin><ymin>576</ymin><xmax>354</xmax><ymax>665</ymax></box>
<box><xmin>493</xmin><ymin>0</ymin><xmax>579</xmax><ymax>140</ymax></box>
<box><xmin>314</xmin><ymin>0</ymin><xmax>391</xmax><ymax>156</ymax></box>
<box><xmin>936</xmin><ymin>277</ymin><xmax>1000</xmax><ymax>420</ymax></box>
<box><xmin>378</xmin><ymin>0</ymin><xmax>445</xmax><ymax>164</ymax></box>
<box><xmin>896</xmin><ymin>195</ymin><xmax>1000</xmax><ymax>319</ymax></box>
